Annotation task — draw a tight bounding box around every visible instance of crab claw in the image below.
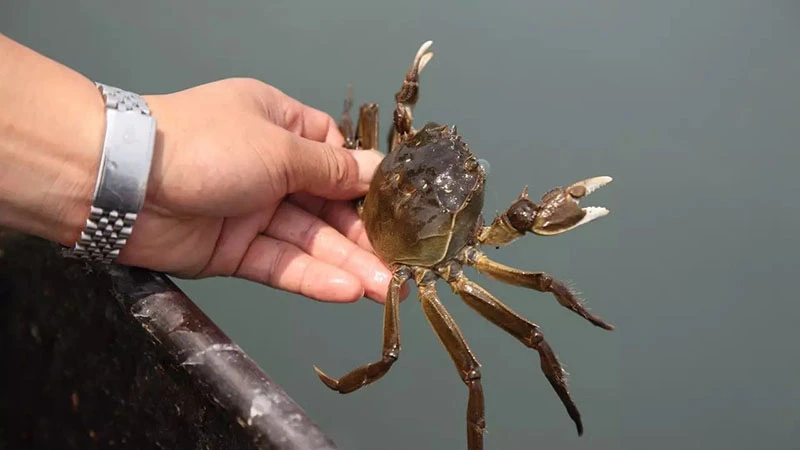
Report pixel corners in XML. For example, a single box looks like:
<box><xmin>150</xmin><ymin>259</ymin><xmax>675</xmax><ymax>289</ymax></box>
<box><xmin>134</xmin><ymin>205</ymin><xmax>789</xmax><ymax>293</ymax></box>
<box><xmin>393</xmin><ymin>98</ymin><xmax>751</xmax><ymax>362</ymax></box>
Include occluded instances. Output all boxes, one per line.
<box><xmin>413</xmin><ymin>40</ymin><xmax>434</xmax><ymax>76</ymax></box>
<box><xmin>532</xmin><ymin>176</ymin><xmax>612</xmax><ymax>236</ymax></box>
<box><xmin>395</xmin><ymin>40</ymin><xmax>433</xmax><ymax>107</ymax></box>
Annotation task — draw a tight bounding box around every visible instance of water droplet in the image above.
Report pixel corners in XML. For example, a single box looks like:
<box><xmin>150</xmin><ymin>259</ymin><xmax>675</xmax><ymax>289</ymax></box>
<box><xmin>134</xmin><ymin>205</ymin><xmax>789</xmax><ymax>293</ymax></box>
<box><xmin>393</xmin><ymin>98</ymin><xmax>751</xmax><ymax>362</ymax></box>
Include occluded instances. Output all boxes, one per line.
<box><xmin>434</xmin><ymin>173</ymin><xmax>455</xmax><ymax>194</ymax></box>
<box><xmin>478</xmin><ymin>158</ymin><xmax>491</xmax><ymax>174</ymax></box>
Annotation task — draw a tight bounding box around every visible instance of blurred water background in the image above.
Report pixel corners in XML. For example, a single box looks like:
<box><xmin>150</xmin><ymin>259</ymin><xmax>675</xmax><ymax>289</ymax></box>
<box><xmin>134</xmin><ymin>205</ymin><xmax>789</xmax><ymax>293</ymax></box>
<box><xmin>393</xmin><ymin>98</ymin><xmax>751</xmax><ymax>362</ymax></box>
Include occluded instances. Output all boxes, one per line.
<box><xmin>2</xmin><ymin>1</ymin><xmax>799</xmax><ymax>449</ymax></box>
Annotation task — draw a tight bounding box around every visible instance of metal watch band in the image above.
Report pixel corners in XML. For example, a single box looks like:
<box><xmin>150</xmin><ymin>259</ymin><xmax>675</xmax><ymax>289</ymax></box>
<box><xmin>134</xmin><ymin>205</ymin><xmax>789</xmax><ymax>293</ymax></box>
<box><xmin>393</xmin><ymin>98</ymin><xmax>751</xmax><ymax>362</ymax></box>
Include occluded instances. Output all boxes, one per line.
<box><xmin>64</xmin><ymin>82</ymin><xmax>156</xmax><ymax>263</ymax></box>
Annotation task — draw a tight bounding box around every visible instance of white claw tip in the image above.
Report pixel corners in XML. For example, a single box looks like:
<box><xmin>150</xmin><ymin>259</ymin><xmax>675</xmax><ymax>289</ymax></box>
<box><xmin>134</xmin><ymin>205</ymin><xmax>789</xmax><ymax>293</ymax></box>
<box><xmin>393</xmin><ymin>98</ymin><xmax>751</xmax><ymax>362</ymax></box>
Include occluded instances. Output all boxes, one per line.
<box><xmin>578</xmin><ymin>207</ymin><xmax>610</xmax><ymax>226</ymax></box>
<box><xmin>579</xmin><ymin>176</ymin><xmax>613</xmax><ymax>196</ymax></box>
<box><xmin>416</xmin><ymin>40</ymin><xmax>434</xmax><ymax>60</ymax></box>
<box><xmin>413</xmin><ymin>41</ymin><xmax>435</xmax><ymax>74</ymax></box>
<box><xmin>419</xmin><ymin>52</ymin><xmax>434</xmax><ymax>73</ymax></box>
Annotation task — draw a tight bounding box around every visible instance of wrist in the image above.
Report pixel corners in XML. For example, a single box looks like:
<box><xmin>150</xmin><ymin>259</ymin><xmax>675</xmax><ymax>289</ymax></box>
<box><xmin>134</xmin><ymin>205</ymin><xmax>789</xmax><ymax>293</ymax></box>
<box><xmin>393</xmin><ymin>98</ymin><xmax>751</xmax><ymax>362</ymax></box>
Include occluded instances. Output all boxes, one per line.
<box><xmin>0</xmin><ymin>36</ymin><xmax>105</xmax><ymax>246</ymax></box>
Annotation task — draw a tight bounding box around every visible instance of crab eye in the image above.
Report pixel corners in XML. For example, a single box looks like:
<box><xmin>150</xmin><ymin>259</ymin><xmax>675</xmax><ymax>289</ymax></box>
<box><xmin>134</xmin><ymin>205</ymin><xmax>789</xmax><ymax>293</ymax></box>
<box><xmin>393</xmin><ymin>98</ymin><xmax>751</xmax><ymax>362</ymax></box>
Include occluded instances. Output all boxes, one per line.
<box><xmin>463</xmin><ymin>157</ymin><xmax>479</xmax><ymax>171</ymax></box>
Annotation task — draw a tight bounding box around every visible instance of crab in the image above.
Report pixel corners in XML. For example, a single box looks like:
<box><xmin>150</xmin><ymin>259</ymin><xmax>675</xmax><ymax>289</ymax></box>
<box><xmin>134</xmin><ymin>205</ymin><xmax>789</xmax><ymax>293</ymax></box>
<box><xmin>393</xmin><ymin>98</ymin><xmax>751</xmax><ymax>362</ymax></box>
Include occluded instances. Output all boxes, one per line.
<box><xmin>313</xmin><ymin>41</ymin><xmax>613</xmax><ymax>449</ymax></box>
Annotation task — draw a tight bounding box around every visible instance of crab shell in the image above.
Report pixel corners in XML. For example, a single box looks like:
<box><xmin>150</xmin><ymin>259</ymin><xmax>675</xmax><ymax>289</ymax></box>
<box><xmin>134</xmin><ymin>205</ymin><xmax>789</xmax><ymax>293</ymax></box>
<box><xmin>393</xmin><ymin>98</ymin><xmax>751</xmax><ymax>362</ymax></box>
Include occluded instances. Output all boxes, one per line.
<box><xmin>361</xmin><ymin>122</ymin><xmax>485</xmax><ymax>268</ymax></box>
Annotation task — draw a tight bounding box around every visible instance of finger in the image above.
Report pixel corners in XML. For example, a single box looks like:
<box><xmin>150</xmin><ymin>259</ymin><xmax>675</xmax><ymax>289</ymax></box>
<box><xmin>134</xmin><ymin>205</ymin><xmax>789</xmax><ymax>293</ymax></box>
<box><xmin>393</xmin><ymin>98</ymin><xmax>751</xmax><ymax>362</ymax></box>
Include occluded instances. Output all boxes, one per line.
<box><xmin>316</xmin><ymin>201</ymin><xmax>372</xmax><ymax>250</ymax></box>
<box><xmin>287</xmin><ymin>194</ymin><xmax>412</xmax><ymax>302</ymax></box>
<box><xmin>265</xmin><ymin>201</ymin><xmax>393</xmax><ymax>303</ymax></box>
<box><xmin>298</xmin><ymin>104</ymin><xmax>346</xmax><ymax>147</ymax></box>
<box><xmin>280</xmin><ymin>130</ymin><xmax>383</xmax><ymax>199</ymax></box>
<box><xmin>287</xmin><ymin>192</ymin><xmax>325</xmax><ymax>216</ymax></box>
<box><xmin>261</xmin><ymin>85</ymin><xmax>345</xmax><ymax>146</ymax></box>
<box><xmin>314</xmin><ymin>201</ymin><xmax>409</xmax><ymax>302</ymax></box>
<box><xmin>288</xmin><ymin>194</ymin><xmax>373</xmax><ymax>251</ymax></box>
<box><xmin>192</xmin><ymin>212</ymin><xmax>273</xmax><ymax>278</ymax></box>
<box><xmin>236</xmin><ymin>235</ymin><xmax>365</xmax><ymax>303</ymax></box>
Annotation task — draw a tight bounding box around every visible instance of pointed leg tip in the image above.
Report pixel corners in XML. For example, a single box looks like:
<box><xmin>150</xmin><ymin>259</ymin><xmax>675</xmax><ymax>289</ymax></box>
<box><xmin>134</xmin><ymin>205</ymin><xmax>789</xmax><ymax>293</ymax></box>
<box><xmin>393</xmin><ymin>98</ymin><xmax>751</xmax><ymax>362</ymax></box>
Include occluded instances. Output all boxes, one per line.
<box><xmin>568</xmin><ymin>409</ymin><xmax>584</xmax><ymax>436</ymax></box>
<box><xmin>590</xmin><ymin>317</ymin><xmax>615</xmax><ymax>331</ymax></box>
<box><xmin>543</xmin><ymin>367</ymin><xmax>584</xmax><ymax>440</ymax></box>
<box><xmin>313</xmin><ymin>365</ymin><xmax>340</xmax><ymax>391</ymax></box>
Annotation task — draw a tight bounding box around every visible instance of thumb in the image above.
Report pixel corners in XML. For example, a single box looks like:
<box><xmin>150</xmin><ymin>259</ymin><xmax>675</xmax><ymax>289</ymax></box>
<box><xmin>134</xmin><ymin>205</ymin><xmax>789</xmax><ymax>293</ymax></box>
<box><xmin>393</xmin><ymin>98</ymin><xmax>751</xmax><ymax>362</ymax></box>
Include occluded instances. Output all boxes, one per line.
<box><xmin>282</xmin><ymin>132</ymin><xmax>384</xmax><ymax>199</ymax></box>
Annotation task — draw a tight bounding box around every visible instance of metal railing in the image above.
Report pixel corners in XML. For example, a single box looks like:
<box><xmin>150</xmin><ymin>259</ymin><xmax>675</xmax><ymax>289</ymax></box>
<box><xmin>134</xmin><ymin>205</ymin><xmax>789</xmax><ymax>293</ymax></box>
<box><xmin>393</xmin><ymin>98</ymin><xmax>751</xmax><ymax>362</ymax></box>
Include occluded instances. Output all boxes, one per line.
<box><xmin>0</xmin><ymin>228</ymin><xmax>340</xmax><ymax>450</ymax></box>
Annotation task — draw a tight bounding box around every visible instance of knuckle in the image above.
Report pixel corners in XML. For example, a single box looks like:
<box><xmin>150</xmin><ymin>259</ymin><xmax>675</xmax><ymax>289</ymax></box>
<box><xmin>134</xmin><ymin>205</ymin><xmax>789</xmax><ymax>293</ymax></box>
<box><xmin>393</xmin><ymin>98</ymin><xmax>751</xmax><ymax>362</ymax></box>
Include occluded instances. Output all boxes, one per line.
<box><xmin>265</xmin><ymin>241</ymin><xmax>289</xmax><ymax>287</ymax></box>
<box><xmin>322</xmin><ymin>144</ymin><xmax>352</xmax><ymax>186</ymax></box>
<box><xmin>228</xmin><ymin>78</ymin><xmax>281</xmax><ymax>104</ymax></box>
<box><xmin>298</xmin><ymin>219</ymin><xmax>322</xmax><ymax>254</ymax></box>
<box><xmin>235</xmin><ymin>77</ymin><xmax>266</xmax><ymax>90</ymax></box>
<box><xmin>222</xmin><ymin>77</ymin><xmax>264</xmax><ymax>95</ymax></box>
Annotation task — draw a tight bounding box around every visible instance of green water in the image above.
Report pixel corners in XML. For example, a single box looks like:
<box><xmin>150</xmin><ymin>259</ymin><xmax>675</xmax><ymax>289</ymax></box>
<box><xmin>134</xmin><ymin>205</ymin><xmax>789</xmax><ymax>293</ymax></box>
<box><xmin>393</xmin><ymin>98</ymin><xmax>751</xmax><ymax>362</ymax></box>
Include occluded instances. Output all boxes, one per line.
<box><xmin>3</xmin><ymin>1</ymin><xmax>799</xmax><ymax>448</ymax></box>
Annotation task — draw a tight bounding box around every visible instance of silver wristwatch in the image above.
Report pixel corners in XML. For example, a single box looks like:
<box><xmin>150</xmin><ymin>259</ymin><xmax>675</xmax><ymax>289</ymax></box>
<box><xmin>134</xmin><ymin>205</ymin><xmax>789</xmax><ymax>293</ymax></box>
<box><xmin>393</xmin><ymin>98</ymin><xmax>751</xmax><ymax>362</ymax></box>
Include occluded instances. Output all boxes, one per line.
<box><xmin>62</xmin><ymin>82</ymin><xmax>157</xmax><ymax>263</ymax></box>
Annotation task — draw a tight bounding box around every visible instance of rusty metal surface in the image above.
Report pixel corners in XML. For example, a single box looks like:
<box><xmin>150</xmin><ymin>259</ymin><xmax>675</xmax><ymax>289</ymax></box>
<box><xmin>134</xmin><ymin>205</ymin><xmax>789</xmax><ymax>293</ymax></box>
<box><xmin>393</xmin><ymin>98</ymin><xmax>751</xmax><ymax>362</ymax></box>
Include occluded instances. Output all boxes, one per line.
<box><xmin>0</xmin><ymin>228</ymin><xmax>340</xmax><ymax>450</ymax></box>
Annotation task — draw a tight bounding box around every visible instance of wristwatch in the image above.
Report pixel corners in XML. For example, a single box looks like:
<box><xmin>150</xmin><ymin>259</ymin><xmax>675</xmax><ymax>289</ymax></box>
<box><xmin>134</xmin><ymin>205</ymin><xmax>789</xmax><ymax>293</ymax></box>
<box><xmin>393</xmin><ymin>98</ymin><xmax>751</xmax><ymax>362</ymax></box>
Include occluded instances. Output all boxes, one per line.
<box><xmin>62</xmin><ymin>82</ymin><xmax>157</xmax><ymax>263</ymax></box>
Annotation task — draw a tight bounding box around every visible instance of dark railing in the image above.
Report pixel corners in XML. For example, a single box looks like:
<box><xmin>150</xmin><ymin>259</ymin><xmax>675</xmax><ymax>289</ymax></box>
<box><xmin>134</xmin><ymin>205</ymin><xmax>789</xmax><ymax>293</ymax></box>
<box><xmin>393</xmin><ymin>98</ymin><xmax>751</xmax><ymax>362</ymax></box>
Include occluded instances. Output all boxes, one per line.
<box><xmin>0</xmin><ymin>228</ymin><xmax>340</xmax><ymax>450</ymax></box>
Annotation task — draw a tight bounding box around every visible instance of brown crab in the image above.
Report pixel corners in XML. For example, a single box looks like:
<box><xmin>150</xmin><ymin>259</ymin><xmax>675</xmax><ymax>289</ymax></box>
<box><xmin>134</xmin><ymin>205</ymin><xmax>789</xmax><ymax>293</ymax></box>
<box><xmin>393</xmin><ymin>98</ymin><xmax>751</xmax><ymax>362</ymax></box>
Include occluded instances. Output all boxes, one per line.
<box><xmin>313</xmin><ymin>41</ymin><xmax>613</xmax><ymax>449</ymax></box>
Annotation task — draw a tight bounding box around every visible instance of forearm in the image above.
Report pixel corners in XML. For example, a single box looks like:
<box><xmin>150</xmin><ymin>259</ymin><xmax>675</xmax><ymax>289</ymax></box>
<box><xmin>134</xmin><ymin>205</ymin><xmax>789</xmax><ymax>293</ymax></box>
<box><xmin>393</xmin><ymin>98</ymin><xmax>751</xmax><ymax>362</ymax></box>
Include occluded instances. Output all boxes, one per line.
<box><xmin>0</xmin><ymin>33</ymin><xmax>105</xmax><ymax>246</ymax></box>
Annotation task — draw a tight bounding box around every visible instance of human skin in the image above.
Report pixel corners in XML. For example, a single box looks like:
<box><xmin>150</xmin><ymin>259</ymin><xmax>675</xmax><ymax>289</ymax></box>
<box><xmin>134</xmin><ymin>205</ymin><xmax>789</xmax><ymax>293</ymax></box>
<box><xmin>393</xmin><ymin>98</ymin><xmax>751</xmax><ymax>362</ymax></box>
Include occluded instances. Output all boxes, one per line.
<box><xmin>0</xmin><ymin>33</ymin><xmax>396</xmax><ymax>304</ymax></box>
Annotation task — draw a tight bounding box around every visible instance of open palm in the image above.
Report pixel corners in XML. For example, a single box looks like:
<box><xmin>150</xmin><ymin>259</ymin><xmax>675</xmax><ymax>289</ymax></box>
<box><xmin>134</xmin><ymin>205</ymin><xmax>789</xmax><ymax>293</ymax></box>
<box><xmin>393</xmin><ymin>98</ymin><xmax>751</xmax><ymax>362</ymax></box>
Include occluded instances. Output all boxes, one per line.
<box><xmin>115</xmin><ymin>79</ymin><xmax>392</xmax><ymax>303</ymax></box>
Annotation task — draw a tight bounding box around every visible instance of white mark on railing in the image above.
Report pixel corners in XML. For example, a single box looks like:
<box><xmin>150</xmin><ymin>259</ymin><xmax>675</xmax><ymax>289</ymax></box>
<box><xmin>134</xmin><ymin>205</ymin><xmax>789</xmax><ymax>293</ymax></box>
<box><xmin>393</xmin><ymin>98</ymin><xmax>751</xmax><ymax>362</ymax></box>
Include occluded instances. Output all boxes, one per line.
<box><xmin>181</xmin><ymin>343</ymin><xmax>241</xmax><ymax>366</ymax></box>
<box><xmin>248</xmin><ymin>388</ymin><xmax>274</xmax><ymax>425</ymax></box>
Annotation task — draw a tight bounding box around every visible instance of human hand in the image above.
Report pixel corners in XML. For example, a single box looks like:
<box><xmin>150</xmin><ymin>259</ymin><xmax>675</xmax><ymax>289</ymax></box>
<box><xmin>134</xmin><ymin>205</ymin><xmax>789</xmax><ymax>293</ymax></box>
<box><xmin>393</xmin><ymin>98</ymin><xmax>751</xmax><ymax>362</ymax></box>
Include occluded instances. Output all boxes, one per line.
<box><xmin>115</xmin><ymin>78</ymin><xmax>393</xmax><ymax>303</ymax></box>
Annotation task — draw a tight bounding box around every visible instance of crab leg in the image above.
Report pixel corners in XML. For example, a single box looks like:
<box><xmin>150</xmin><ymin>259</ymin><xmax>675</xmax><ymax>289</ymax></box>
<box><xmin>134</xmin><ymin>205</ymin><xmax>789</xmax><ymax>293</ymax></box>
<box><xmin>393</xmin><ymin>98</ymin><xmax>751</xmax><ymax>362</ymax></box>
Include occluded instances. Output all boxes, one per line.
<box><xmin>418</xmin><ymin>279</ymin><xmax>485</xmax><ymax>450</ymax></box>
<box><xmin>468</xmin><ymin>251</ymin><xmax>613</xmax><ymax>330</ymax></box>
<box><xmin>356</xmin><ymin>102</ymin><xmax>380</xmax><ymax>151</ymax></box>
<box><xmin>448</xmin><ymin>274</ymin><xmax>584</xmax><ymax>436</ymax></box>
<box><xmin>389</xmin><ymin>40</ymin><xmax>434</xmax><ymax>151</ymax></box>
<box><xmin>338</xmin><ymin>85</ymin><xmax>380</xmax><ymax>151</ymax></box>
<box><xmin>313</xmin><ymin>267</ymin><xmax>409</xmax><ymax>393</ymax></box>
<box><xmin>338</xmin><ymin>84</ymin><xmax>356</xmax><ymax>149</ymax></box>
<box><xmin>336</xmin><ymin>85</ymin><xmax>381</xmax><ymax>213</ymax></box>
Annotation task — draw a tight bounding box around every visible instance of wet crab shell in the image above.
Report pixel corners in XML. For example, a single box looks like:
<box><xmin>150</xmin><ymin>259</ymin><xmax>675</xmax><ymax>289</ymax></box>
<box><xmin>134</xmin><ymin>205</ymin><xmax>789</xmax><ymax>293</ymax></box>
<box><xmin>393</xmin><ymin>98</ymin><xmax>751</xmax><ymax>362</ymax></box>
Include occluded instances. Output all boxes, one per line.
<box><xmin>361</xmin><ymin>122</ymin><xmax>486</xmax><ymax>267</ymax></box>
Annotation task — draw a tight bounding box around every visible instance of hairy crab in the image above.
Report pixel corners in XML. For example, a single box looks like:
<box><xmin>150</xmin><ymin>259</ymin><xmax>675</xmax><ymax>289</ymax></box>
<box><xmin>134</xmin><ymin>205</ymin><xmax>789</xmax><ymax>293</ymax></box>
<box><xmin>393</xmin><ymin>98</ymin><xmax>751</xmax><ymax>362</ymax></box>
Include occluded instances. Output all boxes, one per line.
<box><xmin>314</xmin><ymin>41</ymin><xmax>613</xmax><ymax>449</ymax></box>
